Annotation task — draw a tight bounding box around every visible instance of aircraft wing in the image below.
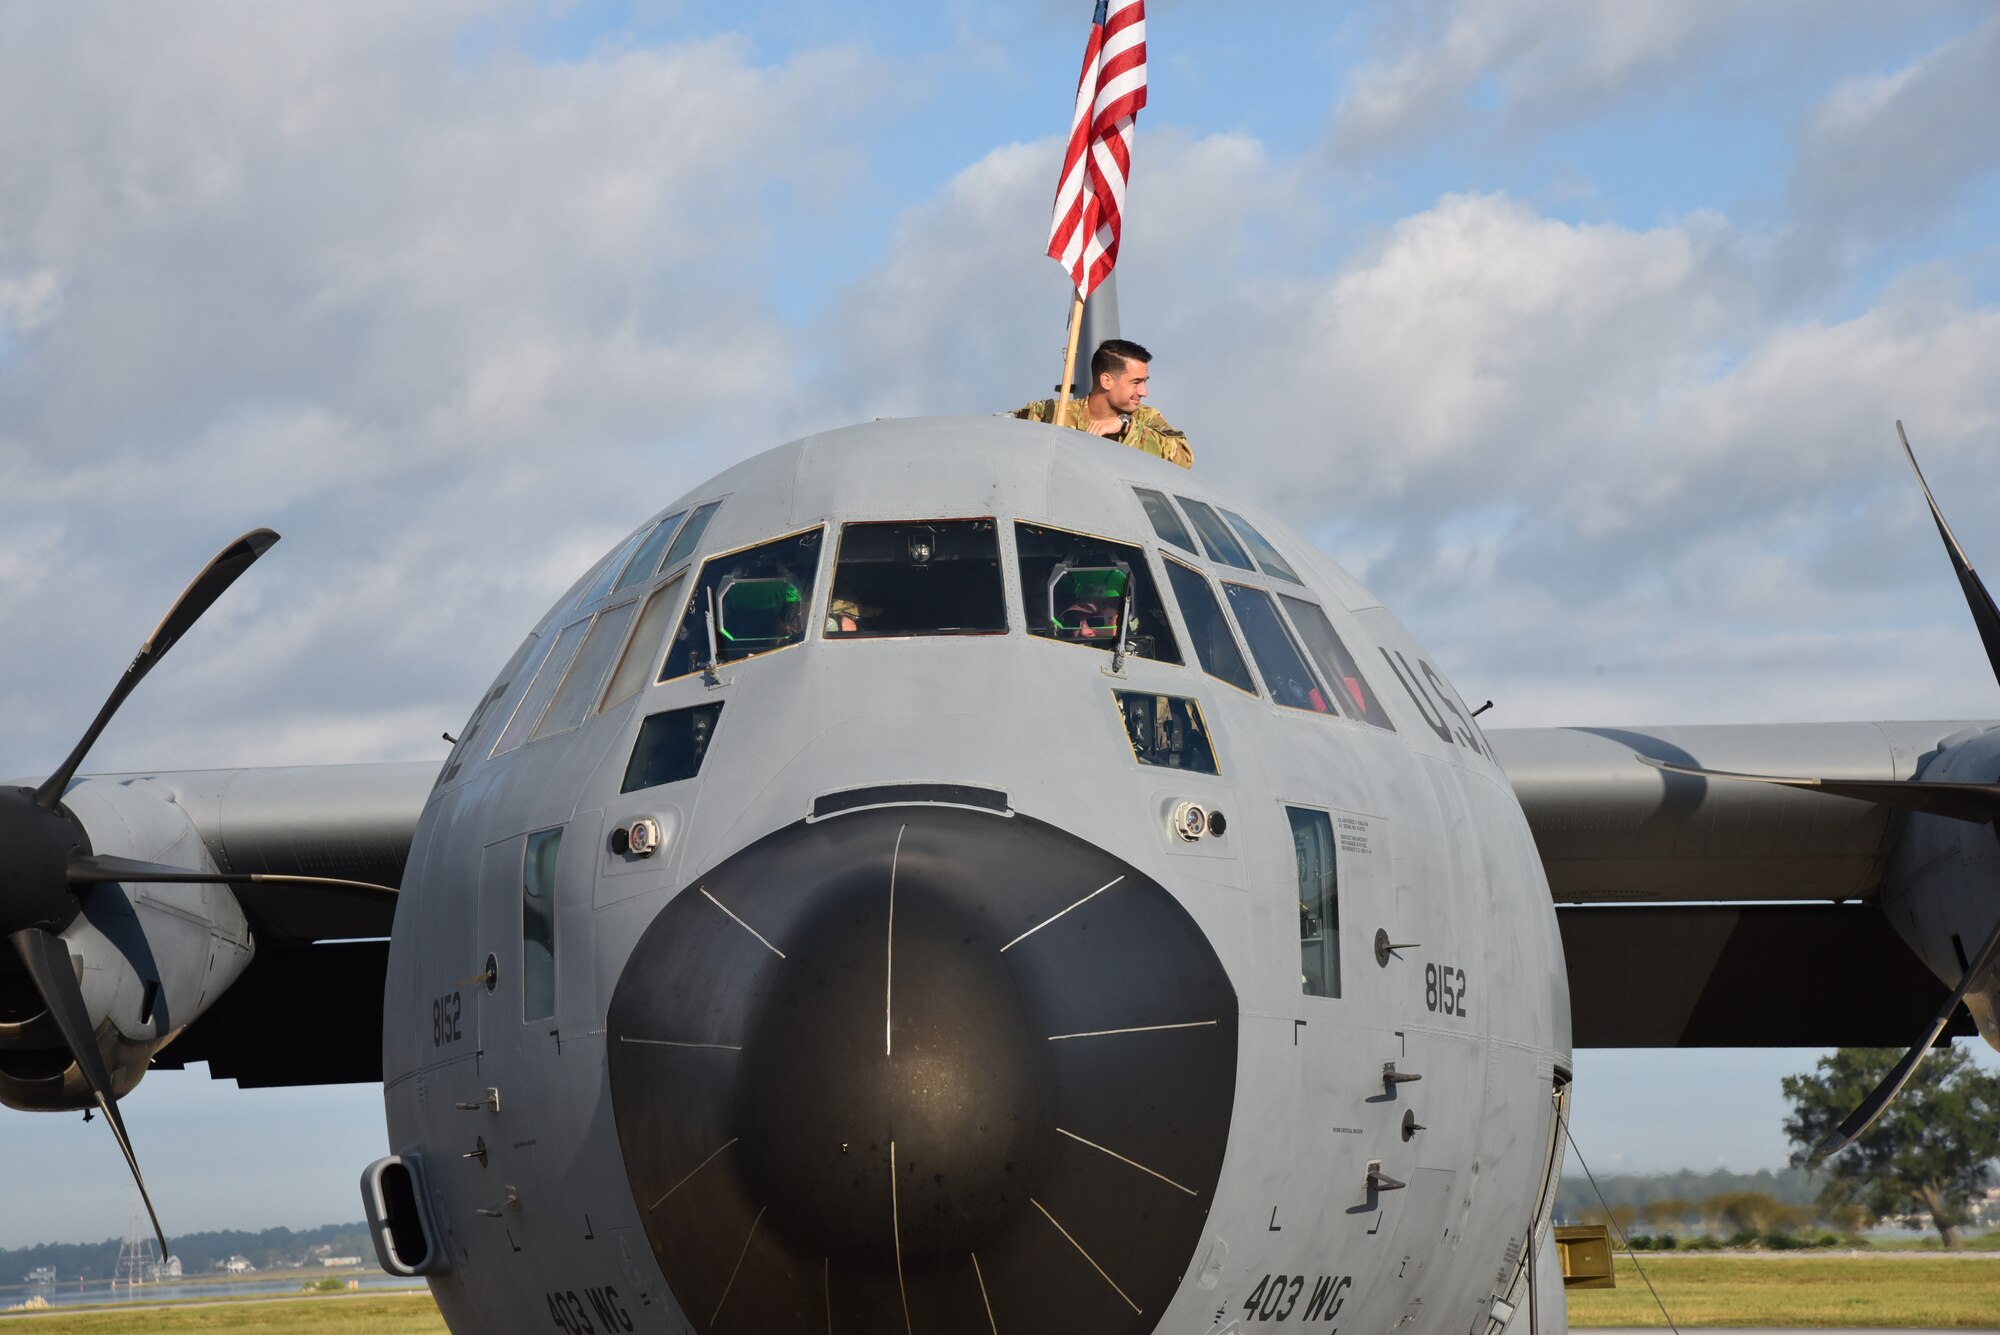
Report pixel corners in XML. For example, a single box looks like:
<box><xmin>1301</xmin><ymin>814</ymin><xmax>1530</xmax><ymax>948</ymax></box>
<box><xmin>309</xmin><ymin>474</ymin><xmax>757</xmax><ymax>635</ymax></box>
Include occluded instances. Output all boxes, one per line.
<box><xmin>103</xmin><ymin>721</ymin><xmax>1998</xmax><ymax>1086</ymax></box>
<box><xmin>125</xmin><ymin>761</ymin><xmax>438</xmax><ymax>1087</ymax></box>
<box><xmin>1492</xmin><ymin>721</ymin><xmax>1992</xmax><ymax>1049</ymax></box>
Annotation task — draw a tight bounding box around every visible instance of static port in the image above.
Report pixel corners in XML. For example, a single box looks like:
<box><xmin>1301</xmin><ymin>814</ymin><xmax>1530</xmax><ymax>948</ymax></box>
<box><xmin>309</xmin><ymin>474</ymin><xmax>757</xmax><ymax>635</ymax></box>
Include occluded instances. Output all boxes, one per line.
<box><xmin>1207</xmin><ymin>810</ymin><xmax>1227</xmax><ymax>837</ymax></box>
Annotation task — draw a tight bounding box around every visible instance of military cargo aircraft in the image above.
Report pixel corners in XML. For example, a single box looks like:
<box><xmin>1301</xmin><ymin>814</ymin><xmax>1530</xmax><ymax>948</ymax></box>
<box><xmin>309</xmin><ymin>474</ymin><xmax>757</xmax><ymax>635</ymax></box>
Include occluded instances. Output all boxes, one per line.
<box><xmin>3</xmin><ymin>415</ymin><xmax>1996</xmax><ymax>1335</ymax></box>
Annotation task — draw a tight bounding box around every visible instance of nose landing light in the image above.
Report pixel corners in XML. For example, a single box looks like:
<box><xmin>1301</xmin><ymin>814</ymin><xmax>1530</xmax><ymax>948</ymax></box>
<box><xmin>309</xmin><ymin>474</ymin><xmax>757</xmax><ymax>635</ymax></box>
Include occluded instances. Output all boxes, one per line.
<box><xmin>606</xmin><ymin>807</ymin><xmax>1238</xmax><ymax>1335</ymax></box>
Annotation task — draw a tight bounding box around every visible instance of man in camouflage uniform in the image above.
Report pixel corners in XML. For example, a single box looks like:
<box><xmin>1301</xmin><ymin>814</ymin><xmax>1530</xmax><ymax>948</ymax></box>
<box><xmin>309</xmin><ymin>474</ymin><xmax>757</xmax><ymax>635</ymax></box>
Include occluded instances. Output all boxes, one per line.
<box><xmin>1013</xmin><ymin>338</ymin><xmax>1193</xmax><ymax>468</ymax></box>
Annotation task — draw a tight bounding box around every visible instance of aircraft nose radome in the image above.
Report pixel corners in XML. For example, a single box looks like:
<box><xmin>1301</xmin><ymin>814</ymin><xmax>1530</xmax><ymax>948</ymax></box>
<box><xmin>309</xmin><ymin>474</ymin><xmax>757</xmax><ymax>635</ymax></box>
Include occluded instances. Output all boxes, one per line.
<box><xmin>606</xmin><ymin>806</ymin><xmax>1238</xmax><ymax>1335</ymax></box>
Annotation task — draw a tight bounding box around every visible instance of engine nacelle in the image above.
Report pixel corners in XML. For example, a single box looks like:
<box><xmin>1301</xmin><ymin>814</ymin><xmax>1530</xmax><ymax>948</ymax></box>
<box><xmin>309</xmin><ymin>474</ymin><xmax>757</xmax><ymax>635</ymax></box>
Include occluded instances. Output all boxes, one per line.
<box><xmin>0</xmin><ymin>777</ymin><xmax>255</xmax><ymax>1110</ymax></box>
<box><xmin>1881</xmin><ymin>725</ymin><xmax>2000</xmax><ymax>1052</ymax></box>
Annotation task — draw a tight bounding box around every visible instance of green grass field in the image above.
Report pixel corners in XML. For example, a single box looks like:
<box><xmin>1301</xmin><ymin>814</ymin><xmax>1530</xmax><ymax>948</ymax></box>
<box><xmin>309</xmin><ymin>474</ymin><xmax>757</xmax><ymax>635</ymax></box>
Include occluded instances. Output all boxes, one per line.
<box><xmin>7</xmin><ymin>1254</ymin><xmax>1998</xmax><ymax>1331</ymax></box>
<box><xmin>1565</xmin><ymin>1253</ymin><xmax>2000</xmax><ymax>1328</ymax></box>
<box><xmin>0</xmin><ymin>1293</ymin><xmax>446</xmax><ymax>1334</ymax></box>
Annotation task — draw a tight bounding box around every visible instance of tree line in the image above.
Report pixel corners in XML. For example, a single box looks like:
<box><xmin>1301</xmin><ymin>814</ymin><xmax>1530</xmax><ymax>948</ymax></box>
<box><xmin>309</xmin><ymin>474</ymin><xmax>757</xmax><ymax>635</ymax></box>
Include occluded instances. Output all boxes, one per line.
<box><xmin>0</xmin><ymin>1222</ymin><xmax>378</xmax><ymax>1286</ymax></box>
<box><xmin>1561</xmin><ymin>1046</ymin><xmax>2000</xmax><ymax>1249</ymax></box>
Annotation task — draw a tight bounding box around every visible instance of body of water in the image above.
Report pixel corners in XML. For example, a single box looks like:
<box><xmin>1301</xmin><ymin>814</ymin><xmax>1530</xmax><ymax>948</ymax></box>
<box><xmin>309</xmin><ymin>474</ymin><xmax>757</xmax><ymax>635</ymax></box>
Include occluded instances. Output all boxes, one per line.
<box><xmin>3</xmin><ymin>1270</ymin><xmax>425</xmax><ymax>1310</ymax></box>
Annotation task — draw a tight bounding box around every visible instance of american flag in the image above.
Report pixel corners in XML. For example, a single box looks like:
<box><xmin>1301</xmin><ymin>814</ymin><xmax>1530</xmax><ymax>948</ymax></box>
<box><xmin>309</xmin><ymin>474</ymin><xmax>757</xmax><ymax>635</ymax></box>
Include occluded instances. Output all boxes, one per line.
<box><xmin>1046</xmin><ymin>0</ymin><xmax>1148</xmax><ymax>300</ymax></box>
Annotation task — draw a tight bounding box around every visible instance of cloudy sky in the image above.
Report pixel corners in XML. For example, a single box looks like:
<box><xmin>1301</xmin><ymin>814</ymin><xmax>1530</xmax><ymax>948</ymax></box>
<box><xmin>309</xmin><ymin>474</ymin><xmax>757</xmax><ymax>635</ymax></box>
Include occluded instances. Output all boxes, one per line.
<box><xmin>3</xmin><ymin>1</ymin><xmax>1998</xmax><ymax>1249</ymax></box>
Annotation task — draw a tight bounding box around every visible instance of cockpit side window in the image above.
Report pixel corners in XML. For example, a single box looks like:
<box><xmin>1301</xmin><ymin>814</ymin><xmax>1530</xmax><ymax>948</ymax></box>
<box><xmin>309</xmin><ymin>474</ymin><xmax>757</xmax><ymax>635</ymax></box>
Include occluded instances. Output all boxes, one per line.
<box><xmin>661</xmin><ymin>500</ymin><xmax>724</xmax><ymax>571</ymax></box>
<box><xmin>1222</xmin><ymin>583</ymin><xmax>1330</xmax><ymax>713</ymax></box>
<box><xmin>600</xmin><ymin>572</ymin><xmax>687</xmax><ymax>712</ymax></box>
<box><xmin>1175</xmin><ymin>497</ymin><xmax>1256</xmax><ymax>570</ymax></box>
<box><xmin>533</xmin><ymin>599</ymin><xmax>640</xmax><ymax>741</ymax></box>
<box><xmin>660</xmin><ymin>528</ymin><xmax>824</xmax><ymax>681</ymax></box>
<box><xmin>613</xmin><ymin>509</ymin><xmax>689</xmax><ymax>594</ymax></box>
<box><xmin>1279</xmin><ymin>595</ymin><xmax>1396</xmax><ymax>730</ymax></box>
<box><xmin>492</xmin><ymin>615</ymin><xmax>595</xmax><ymax>756</ymax></box>
<box><xmin>1220</xmin><ymin>508</ymin><xmax>1303</xmax><ymax>584</ymax></box>
<box><xmin>1162</xmin><ymin>558</ymin><xmax>1256</xmax><ymax>695</ymax></box>
<box><xmin>826</xmin><ymin>520</ymin><xmax>1006</xmax><ymax>638</ymax></box>
<box><xmin>1132</xmin><ymin>487</ymin><xmax>1198</xmax><ymax>555</ymax></box>
<box><xmin>441</xmin><ymin>630</ymin><xmax>540</xmax><ymax>785</ymax></box>
<box><xmin>1014</xmin><ymin>522</ymin><xmax>1183</xmax><ymax>666</ymax></box>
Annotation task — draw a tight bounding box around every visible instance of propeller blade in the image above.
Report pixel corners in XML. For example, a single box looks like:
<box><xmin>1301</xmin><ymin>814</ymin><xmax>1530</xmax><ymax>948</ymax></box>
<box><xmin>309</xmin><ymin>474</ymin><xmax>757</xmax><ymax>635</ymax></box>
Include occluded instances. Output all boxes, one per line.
<box><xmin>1898</xmin><ymin>422</ymin><xmax>2000</xmax><ymax>689</ymax></box>
<box><xmin>33</xmin><ymin>529</ymin><xmax>279</xmax><ymax>810</ymax></box>
<box><xmin>67</xmin><ymin>852</ymin><xmax>398</xmax><ymax>899</ymax></box>
<box><xmin>7</xmin><ymin>927</ymin><xmax>171</xmax><ymax>1257</ymax></box>
<box><xmin>1634</xmin><ymin>754</ymin><xmax>2000</xmax><ymax>824</ymax></box>
<box><xmin>1812</xmin><ymin>907</ymin><xmax>2000</xmax><ymax>1161</ymax></box>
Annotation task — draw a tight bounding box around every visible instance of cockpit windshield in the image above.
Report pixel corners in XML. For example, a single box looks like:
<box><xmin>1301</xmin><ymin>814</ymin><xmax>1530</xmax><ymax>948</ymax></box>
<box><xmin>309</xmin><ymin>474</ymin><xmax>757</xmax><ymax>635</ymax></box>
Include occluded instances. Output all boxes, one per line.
<box><xmin>825</xmin><ymin>520</ymin><xmax>1006</xmax><ymax>638</ymax></box>
<box><xmin>660</xmin><ymin>528</ymin><xmax>823</xmax><ymax>680</ymax></box>
<box><xmin>1015</xmin><ymin>522</ymin><xmax>1182</xmax><ymax>665</ymax></box>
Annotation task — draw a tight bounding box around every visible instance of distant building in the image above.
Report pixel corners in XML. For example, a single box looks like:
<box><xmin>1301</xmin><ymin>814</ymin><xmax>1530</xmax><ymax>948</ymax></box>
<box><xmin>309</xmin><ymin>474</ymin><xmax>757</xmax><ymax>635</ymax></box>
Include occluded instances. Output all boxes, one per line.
<box><xmin>319</xmin><ymin>1256</ymin><xmax>363</xmax><ymax>1268</ymax></box>
<box><xmin>220</xmin><ymin>1256</ymin><xmax>256</xmax><ymax>1274</ymax></box>
<box><xmin>23</xmin><ymin>1267</ymin><xmax>55</xmax><ymax>1286</ymax></box>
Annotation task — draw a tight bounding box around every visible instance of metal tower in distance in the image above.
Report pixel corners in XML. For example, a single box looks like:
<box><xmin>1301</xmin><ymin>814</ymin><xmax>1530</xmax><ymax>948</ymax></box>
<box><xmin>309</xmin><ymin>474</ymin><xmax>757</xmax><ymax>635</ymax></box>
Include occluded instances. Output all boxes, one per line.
<box><xmin>111</xmin><ymin>1190</ymin><xmax>162</xmax><ymax>1290</ymax></box>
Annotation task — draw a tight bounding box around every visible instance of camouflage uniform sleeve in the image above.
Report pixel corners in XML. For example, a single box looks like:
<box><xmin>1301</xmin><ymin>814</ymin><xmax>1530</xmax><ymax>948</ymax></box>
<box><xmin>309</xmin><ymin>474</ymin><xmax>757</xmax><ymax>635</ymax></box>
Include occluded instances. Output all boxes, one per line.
<box><xmin>1131</xmin><ymin>407</ymin><xmax>1194</xmax><ymax>469</ymax></box>
<box><xmin>1013</xmin><ymin>399</ymin><xmax>1057</xmax><ymax>423</ymax></box>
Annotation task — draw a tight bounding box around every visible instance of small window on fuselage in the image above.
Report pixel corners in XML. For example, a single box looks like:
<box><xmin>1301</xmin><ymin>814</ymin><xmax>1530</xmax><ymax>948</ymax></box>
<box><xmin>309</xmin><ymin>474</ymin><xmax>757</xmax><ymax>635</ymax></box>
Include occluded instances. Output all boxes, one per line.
<box><xmin>1290</xmin><ymin>807</ymin><xmax>1340</xmax><ymax>998</ymax></box>
<box><xmin>1015</xmin><ymin>522</ymin><xmax>1182</xmax><ymax>665</ymax></box>
<box><xmin>826</xmin><ymin>520</ymin><xmax>1006</xmax><ymax>638</ymax></box>
<box><xmin>1114</xmin><ymin>690</ymin><xmax>1219</xmax><ymax>775</ymax></box>
<box><xmin>660</xmin><ymin>528</ymin><xmax>824</xmax><ymax>681</ymax></box>
<box><xmin>522</xmin><ymin>827</ymin><xmax>562</xmax><ymax>1022</ymax></box>
<box><xmin>623</xmin><ymin>703</ymin><xmax>725</xmax><ymax>792</ymax></box>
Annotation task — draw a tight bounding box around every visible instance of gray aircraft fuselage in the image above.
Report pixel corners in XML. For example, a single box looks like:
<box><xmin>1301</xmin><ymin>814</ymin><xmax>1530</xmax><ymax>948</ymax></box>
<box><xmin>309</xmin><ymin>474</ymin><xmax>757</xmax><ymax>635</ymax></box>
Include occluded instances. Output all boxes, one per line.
<box><xmin>378</xmin><ymin>416</ymin><xmax>1571</xmax><ymax>1335</ymax></box>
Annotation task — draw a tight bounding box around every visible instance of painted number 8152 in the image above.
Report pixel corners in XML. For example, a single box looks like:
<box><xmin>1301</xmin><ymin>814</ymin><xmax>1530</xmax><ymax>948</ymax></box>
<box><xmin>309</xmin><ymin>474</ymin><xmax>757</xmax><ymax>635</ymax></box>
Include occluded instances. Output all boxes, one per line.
<box><xmin>1425</xmin><ymin>963</ymin><xmax>1468</xmax><ymax>1018</ymax></box>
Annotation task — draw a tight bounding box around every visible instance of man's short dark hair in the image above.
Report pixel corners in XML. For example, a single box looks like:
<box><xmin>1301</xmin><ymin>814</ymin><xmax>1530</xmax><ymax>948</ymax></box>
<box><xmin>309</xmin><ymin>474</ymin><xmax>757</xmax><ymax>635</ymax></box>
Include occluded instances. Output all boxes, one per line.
<box><xmin>1091</xmin><ymin>339</ymin><xmax>1152</xmax><ymax>383</ymax></box>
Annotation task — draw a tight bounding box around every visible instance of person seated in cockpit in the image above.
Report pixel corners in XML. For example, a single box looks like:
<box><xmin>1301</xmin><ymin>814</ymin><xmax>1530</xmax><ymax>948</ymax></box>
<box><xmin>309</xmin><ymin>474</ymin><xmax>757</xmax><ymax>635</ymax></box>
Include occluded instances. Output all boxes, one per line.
<box><xmin>1058</xmin><ymin>596</ymin><xmax>1121</xmax><ymax>640</ymax></box>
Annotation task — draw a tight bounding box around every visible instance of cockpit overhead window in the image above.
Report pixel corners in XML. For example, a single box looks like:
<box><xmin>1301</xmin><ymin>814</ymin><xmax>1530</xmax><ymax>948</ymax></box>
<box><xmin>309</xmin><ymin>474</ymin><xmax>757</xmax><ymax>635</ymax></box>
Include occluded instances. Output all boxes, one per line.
<box><xmin>661</xmin><ymin>500</ymin><xmax>724</xmax><ymax>572</ymax></box>
<box><xmin>613</xmin><ymin>509</ymin><xmax>689</xmax><ymax>594</ymax></box>
<box><xmin>1132</xmin><ymin>487</ymin><xmax>1198</xmax><ymax>555</ymax></box>
<box><xmin>1014</xmin><ymin>522</ymin><xmax>1183</xmax><ymax>666</ymax></box>
<box><xmin>1278</xmin><ymin>595</ymin><xmax>1396</xmax><ymax>730</ymax></box>
<box><xmin>1222</xmin><ymin>583</ymin><xmax>1331</xmax><ymax>714</ymax></box>
<box><xmin>573</xmin><ymin>529</ymin><xmax>650</xmax><ymax>611</ymax></box>
<box><xmin>1162</xmin><ymin>558</ymin><xmax>1257</xmax><ymax>695</ymax></box>
<box><xmin>1175</xmin><ymin>497</ymin><xmax>1257</xmax><ymax>571</ymax></box>
<box><xmin>825</xmin><ymin>520</ymin><xmax>1006</xmax><ymax>638</ymax></box>
<box><xmin>660</xmin><ymin>528</ymin><xmax>824</xmax><ymax>681</ymax></box>
<box><xmin>1220</xmin><ymin>508</ymin><xmax>1303</xmax><ymax>584</ymax></box>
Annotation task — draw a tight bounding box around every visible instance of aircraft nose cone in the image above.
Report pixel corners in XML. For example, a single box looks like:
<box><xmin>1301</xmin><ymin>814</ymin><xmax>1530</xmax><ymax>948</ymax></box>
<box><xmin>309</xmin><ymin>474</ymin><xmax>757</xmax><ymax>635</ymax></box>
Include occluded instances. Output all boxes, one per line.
<box><xmin>606</xmin><ymin>806</ymin><xmax>1237</xmax><ymax>1335</ymax></box>
<box><xmin>734</xmin><ymin>875</ymin><xmax>1054</xmax><ymax>1264</ymax></box>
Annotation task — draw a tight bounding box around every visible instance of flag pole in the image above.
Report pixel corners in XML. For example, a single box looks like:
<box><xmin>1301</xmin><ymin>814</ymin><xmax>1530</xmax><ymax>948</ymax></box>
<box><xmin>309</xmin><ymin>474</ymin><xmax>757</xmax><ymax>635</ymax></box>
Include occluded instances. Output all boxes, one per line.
<box><xmin>1056</xmin><ymin>292</ymin><xmax>1086</xmax><ymax>417</ymax></box>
